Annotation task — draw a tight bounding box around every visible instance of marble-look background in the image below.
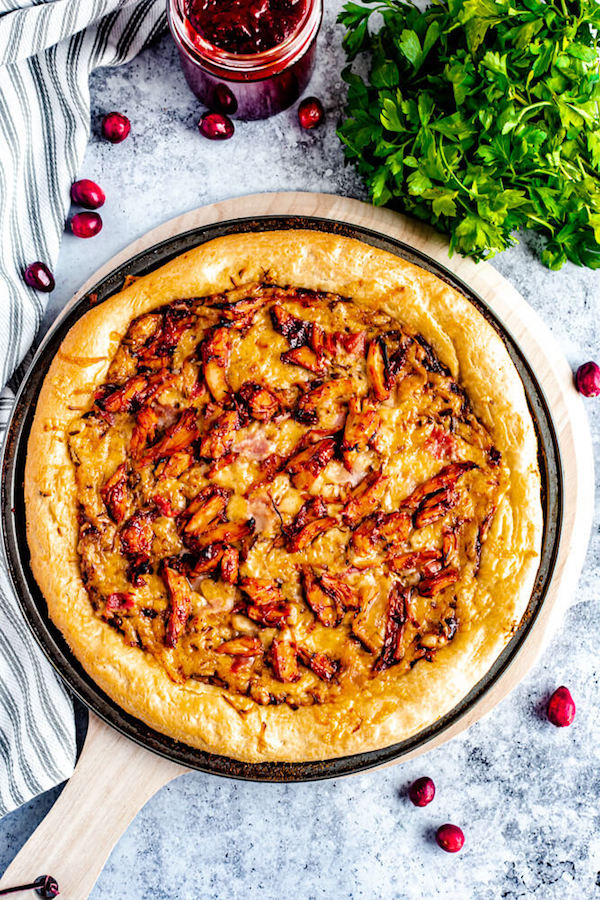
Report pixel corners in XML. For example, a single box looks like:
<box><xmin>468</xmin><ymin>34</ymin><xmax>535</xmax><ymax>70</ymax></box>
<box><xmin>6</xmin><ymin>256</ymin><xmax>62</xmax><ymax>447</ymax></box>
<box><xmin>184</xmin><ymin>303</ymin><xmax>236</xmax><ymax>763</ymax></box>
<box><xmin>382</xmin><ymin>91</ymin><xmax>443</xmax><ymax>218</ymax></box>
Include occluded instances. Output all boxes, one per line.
<box><xmin>1</xmin><ymin>3</ymin><xmax>599</xmax><ymax>898</ymax></box>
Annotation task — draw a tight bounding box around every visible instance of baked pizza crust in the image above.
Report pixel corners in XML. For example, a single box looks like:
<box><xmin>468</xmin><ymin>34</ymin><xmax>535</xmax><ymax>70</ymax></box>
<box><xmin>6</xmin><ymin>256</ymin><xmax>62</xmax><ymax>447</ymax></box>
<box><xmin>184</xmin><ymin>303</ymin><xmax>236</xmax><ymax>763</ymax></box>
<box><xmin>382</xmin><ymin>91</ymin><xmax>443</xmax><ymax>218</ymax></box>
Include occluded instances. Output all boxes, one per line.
<box><xmin>25</xmin><ymin>230</ymin><xmax>542</xmax><ymax>762</ymax></box>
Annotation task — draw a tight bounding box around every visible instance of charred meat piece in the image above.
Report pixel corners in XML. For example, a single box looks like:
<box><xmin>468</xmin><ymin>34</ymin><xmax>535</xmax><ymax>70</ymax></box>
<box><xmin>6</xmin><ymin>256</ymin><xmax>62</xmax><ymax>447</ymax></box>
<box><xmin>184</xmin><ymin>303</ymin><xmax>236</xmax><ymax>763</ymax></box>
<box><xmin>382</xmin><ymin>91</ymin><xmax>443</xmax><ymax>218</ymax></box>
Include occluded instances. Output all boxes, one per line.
<box><xmin>153</xmin><ymin>495</ymin><xmax>177</xmax><ymax>517</ymax></box>
<box><xmin>287</xmin><ymin>496</ymin><xmax>327</xmax><ymax>531</ymax></box>
<box><xmin>342</xmin><ymin>469</ymin><xmax>388</xmax><ymax>525</ymax></box>
<box><xmin>120</xmin><ymin>510</ymin><xmax>154</xmax><ymax>560</ymax></box>
<box><xmin>100</xmin><ymin>463</ymin><xmax>129</xmax><ymax>524</ymax></box>
<box><xmin>350</xmin><ymin>587</ymin><xmax>386</xmax><ymax>653</ymax></box>
<box><xmin>330</xmin><ymin>330</ymin><xmax>367</xmax><ymax>358</ymax></box>
<box><xmin>298</xmin><ymin>647</ymin><xmax>340</xmax><ymax>682</ymax></box>
<box><xmin>239</xmin><ymin>577</ymin><xmax>290</xmax><ymax>627</ymax></box>
<box><xmin>269</xmin><ymin>632</ymin><xmax>300</xmax><ymax>683</ymax></box>
<box><xmin>281</xmin><ymin>345</ymin><xmax>327</xmax><ymax>375</ymax></box>
<box><xmin>341</xmin><ymin>397</ymin><xmax>381</xmax><ymax>471</ymax></box>
<box><xmin>402</xmin><ymin>462</ymin><xmax>477</xmax><ymax>511</ymax></box>
<box><xmin>162</xmin><ymin>565</ymin><xmax>193</xmax><ymax>648</ymax></box>
<box><xmin>220</xmin><ymin>547</ymin><xmax>240</xmax><ymax>584</ymax></box>
<box><xmin>389</xmin><ymin>549</ymin><xmax>443</xmax><ymax>576</ymax></box>
<box><xmin>155</xmin><ymin>451</ymin><xmax>193</xmax><ymax>480</ymax></box>
<box><xmin>270</xmin><ymin>304</ymin><xmax>311</xmax><ymax>348</ymax></box>
<box><xmin>284</xmin><ymin>496</ymin><xmax>336</xmax><ymax>552</ymax></box>
<box><xmin>413</xmin><ymin>487</ymin><xmax>459</xmax><ymax>529</ymax></box>
<box><xmin>286</xmin><ymin>515</ymin><xmax>336</xmax><ymax>552</ymax></box>
<box><xmin>351</xmin><ymin>514</ymin><xmax>382</xmax><ymax>560</ymax></box>
<box><xmin>286</xmin><ymin>437</ymin><xmax>336</xmax><ymax>491</ymax></box>
<box><xmin>286</xmin><ymin>516</ymin><xmax>336</xmax><ymax>553</ymax></box>
<box><xmin>351</xmin><ymin>510</ymin><xmax>411</xmax><ymax>560</ymax></box>
<box><xmin>442</xmin><ymin>521</ymin><xmax>463</xmax><ymax>566</ymax></box>
<box><xmin>201</xmin><ymin>327</ymin><xmax>233</xmax><ymax>403</ymax></box>
<box><xmin>215</xmin><ymin>636</ymin><xmax>262</xmax><ymax>657</ymax></box>
<box><xmin>237</xmin><ymin>382</ymin><xmax>280</xmax><ymax>421</ymax></box>
<box><xmin>139</xmin><ymin>408</ymin><xmax>198</xmax><ymax>465</ymax></box>
<box><xmin>319</xmin><ymin>572</ymin><xmax>358</xmax><ymax>610</ymax></box>
<box><xmin>366</xmin><ymin>337</ymin><xmax>392</xmax><ymax>402</ymax></box>
<box><xmin>137</xmin><ymin>308</ymin><xmax>195</xmax><ymax>366</ymax></box>
<box><xmin>301</xmin><ymin>567</ymin><xmax>344</xmax><ymax>627</ymax></box>
<box><xmin>245</xmin><ymin>452</ymin><xmax>286</xmax><ymax>496</ymax></box>
<box><xmin>199</xmin><ymin>409</ymin><xmax>240</xmax><ymax>459</ymax></box>
<box><xmin>207</xmin><ymin>452</ymin><xmax>238</xmax><ymax>477</ymax></box>
<box><xmin>375</xmin><ymin>511</ymin><xmax>412</xmax><ymax>546</ymax></box>
<box><xmin>239</xmin><ymin>576</ymin><xmax>285</xmax><ymax>606</ymax></box>
<box><xmin>413</xmin><ymin>334</ymin><xmax>451</xmax><ymax>376</ymax></box>
<box><xmin>130</xmin><ymin>406</ymin><xmax>159</xmax><ymax>458</ymax></box>
<box><xmin>125</xmin><ymin>312</ymin><xmax>161</xmax><ymax>351</ymax></box>
<box><xmin>183</xmin><ymin>486</ymin><xmax>231</xmax><ymax>535</ymax></box>
<box><xmin>214</xmin><ymin>289</ymin><xmax>269</xmax><ymax>327</ymax></box>
<box><xmin>96</xmin><ymin>369</ymin><xmax>169</xmax><ymax>414</ymax></box>
<box><xmin>387</xmin><ymin>341</ymin><xmax>409</xmax><ymax>379</ymax></box>
<box><xmin>373</xmin><ymin>584</ymin><xmax>413</xmax><ymax>673</ymax></box>
<box><xmin>191</xmin><ymin>519</ymin><xmax>255</xmax><ymax>551</ymax></box>
<box><xmin>295</xmin><ymin>377</ymin><xmax>354</xmax><ymax>425</ymax></box>
<box><xmin>419</xmin><ymin>567</ymin><xmax>460</xmax><ymax>597</ymax></box>
<box><xmin>187</xmin><ymin>543</ymin><xmax>224</xmax><ymax>577</ymax></box>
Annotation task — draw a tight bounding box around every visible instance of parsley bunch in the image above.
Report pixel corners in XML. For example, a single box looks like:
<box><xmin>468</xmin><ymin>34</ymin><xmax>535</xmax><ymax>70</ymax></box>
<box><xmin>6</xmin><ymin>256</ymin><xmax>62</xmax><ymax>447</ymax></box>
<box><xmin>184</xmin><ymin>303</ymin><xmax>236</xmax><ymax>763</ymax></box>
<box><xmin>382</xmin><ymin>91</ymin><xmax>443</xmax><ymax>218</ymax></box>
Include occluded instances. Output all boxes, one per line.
<box><xmin>337</xmin><ymin>0</ymin><xmax>600</xmax><ymax>268</ymax></box>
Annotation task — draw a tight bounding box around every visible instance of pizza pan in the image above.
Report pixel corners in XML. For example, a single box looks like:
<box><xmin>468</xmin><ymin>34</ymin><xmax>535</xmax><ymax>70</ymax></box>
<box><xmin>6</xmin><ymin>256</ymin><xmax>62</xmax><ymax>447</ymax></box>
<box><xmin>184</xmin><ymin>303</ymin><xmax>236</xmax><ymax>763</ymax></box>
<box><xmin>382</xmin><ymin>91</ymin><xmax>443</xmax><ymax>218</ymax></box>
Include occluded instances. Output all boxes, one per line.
<box><xmin>0</xmin><ymin>215</ymin><xmax>562</xmax><ymax>782</ymax></box>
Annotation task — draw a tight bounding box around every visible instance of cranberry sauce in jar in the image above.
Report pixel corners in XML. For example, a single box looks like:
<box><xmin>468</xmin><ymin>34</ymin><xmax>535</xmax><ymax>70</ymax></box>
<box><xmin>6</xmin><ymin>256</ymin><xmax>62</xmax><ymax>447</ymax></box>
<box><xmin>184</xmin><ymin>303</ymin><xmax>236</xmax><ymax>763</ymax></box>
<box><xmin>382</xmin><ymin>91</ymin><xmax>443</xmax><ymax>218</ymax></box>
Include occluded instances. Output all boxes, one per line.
<box><xmin>186</xmin><ymin>0</ymin><xmax>309</xmax><ymax>55</ymax></box>
<box><xmin>168</xmin><ymin>0</ymin><xmax>322</xmax><ymax>120</ymax></box>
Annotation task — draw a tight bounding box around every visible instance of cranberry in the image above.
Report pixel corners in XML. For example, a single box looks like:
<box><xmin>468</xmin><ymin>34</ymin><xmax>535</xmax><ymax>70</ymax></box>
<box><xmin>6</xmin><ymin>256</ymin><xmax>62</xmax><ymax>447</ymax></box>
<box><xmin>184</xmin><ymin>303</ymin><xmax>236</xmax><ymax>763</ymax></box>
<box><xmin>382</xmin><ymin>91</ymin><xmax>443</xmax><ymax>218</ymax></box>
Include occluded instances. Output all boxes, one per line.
<box><xmin>101</xmin><ymin>111</ymin><xmax>131</xmax><ymax>143</ymax></box>
<box><xmin>436</xmin><ymin>824</ymin><xmax>464</xmax><ymax>853</ymax></box>
<box><xmin>408</xmin><ymin>776</ymin><xmax>435</xmax><ymax>807</ymax></box>
<box><xmin>198</xmin><ymin>111</ymin><xmax>234</xmax><ymax>140</ymax></box>
<box><xmin>71</xmin><ymin>178</ymin><xmax>105</xmax><ymax>209</ymax></box>
<box><xmin>23</xmin><ymin>261</ymin><xmax>55</xmax><ymax>292</ymax></box>
<box><xmin>575</xmin><ymin>361</ymin><xmax>600</xmax><ymax>397</ymax></box>
<box><xmin>547</xmin><ymin>685</ymin><xmax>576</xmax><ymax>727</ymax></box>
<box><xmin>214</xmin><ymin>83</ymin><xmax>238</xmax><ymax>115</ymax></box>
<box><xmin>70</xmin><ymin>211</ymin><xmax>103</xmax><ymax>239</ymax></box>
<box><xmin>298</xmin><ymin>96</ymin><xmax>324</xmax><ymax>129</ymax></box>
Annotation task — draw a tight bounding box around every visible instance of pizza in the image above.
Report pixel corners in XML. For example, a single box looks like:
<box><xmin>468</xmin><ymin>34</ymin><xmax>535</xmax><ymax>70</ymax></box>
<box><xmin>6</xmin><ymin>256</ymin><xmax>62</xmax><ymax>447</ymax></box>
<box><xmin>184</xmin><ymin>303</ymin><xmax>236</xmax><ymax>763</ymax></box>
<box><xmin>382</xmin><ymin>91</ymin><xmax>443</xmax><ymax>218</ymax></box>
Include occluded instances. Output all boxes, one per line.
<box><xmin>25</xmin><ymin>230</ymin><xmax>542</xmax><ymax>762</ymax></box>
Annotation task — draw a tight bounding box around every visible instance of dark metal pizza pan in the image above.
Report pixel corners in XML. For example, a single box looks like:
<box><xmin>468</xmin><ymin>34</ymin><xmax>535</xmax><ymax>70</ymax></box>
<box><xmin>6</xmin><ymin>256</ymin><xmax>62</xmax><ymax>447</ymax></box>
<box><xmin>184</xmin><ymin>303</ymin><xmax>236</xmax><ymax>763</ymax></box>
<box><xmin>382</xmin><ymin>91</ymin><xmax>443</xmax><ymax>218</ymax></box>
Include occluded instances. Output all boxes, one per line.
<box><xmin>0</xmin><ymin>215</ymin><xmax>562</xmax><ymax>782</ymax></box>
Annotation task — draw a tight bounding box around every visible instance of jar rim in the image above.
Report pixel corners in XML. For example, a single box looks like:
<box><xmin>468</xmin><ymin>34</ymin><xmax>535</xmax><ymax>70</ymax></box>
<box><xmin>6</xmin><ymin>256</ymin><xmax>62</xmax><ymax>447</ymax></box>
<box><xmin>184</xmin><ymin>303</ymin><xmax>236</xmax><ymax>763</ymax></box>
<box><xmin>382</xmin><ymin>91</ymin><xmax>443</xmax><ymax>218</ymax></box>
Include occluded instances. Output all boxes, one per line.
<box><xmin>168</xmin><ymin>0</ymin><xmax>322</xmax><ymax>74</ymax></box>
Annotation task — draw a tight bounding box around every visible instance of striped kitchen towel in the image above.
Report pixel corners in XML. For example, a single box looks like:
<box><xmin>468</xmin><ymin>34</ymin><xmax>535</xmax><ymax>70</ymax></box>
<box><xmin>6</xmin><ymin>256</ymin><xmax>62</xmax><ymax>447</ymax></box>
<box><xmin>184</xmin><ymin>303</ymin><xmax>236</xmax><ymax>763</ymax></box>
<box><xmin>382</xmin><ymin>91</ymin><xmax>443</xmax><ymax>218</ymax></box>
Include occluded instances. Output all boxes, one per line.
<box><xmin>0</xmin><ymin>0</ymin><xmax>166</xmax><ymax>818</ymax></box>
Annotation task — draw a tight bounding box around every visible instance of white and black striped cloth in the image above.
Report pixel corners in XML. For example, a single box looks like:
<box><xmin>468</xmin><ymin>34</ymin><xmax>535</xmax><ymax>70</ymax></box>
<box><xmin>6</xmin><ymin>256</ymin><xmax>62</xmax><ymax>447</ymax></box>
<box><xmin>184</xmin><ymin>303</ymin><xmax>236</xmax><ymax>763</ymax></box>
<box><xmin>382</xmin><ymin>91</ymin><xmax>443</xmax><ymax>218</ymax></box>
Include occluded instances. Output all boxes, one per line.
<box><xmin>0</xmin><ymin>0</ymin><xmax>166</xmax><ymax>818</ymax></box>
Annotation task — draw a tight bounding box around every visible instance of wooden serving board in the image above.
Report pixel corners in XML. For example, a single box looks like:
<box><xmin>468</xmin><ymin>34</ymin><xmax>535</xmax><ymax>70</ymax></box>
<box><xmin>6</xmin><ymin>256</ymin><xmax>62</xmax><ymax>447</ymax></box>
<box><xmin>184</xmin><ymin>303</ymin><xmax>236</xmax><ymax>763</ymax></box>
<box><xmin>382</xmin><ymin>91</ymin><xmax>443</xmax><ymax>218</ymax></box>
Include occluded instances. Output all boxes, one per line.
<box><xmin>1</xmin><ymin>193</ymin><xmax>594</xmax><ymax>898</ymax></box>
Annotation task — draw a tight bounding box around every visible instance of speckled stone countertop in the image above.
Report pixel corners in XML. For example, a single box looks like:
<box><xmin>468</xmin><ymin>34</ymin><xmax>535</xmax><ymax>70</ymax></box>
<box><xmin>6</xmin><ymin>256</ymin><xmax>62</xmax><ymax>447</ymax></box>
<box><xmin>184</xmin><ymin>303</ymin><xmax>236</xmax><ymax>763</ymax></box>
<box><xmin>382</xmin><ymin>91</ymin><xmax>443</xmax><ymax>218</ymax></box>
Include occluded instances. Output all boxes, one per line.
<box><xmin>1</xmin><ymin>4</ymin><xmax>599</xmax><ymax>898</ymax></box>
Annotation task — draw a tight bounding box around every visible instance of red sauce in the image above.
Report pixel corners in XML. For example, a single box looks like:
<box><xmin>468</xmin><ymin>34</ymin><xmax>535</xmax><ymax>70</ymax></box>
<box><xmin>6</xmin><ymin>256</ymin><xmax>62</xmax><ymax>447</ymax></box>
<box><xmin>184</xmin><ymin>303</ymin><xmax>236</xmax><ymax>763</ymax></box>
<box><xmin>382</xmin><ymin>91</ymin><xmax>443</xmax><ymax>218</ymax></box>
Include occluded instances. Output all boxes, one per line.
<box><xmin>186</xmin><ymin>0</ymin><xmax>308</xmax><ymax>54</ymax></box>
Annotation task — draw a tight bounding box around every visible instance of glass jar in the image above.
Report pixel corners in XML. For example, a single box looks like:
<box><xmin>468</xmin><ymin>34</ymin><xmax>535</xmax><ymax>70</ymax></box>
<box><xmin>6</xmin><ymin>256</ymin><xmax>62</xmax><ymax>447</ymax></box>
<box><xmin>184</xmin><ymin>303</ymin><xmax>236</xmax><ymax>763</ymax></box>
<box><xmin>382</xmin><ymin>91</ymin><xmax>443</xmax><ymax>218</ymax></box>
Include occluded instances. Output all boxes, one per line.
<box><xmin>167</xmin><ymin>0</ymin><xmax>323</xmax><ymax>121</ymax></box>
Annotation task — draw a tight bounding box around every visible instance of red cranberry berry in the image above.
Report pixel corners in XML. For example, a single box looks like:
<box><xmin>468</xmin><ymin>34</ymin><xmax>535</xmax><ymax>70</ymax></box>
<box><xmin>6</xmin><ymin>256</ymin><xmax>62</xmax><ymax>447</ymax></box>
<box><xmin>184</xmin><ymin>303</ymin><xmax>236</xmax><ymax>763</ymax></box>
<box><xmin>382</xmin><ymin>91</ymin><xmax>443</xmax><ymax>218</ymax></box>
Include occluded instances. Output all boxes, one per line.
<box><xmin>71</xmin><ymin>178</ymin><xmax>105</xmax><ymax>209</ymax></box>
<box><xmin>101</xmin><ymin>111</ymin><xmax>131</xmax><ymax>143</ymax></box>
<box><xmin>408</xmin><ymin>776</ymin><xmax>435</xmax><ymax>807</ymax></box>
<box><xmin>70</xmin><ymin>211</ymin><xmax>103</xmax><ymax>239</ymax></box>
<box><xmin>298</xmin><ymin>96</ymin><xmax>324</xmax><ymax>130</ymax></box>
<box><xmin>214</xmin><ymin>84</ymin><xmax>238</xmax><ymax>115</ymax></box>
<box><xmin>547</xmin><ymin>685</ymin><xmax>576</xmax><ymax>727</ymax></box>
<box><xmin>436</xmin><ymin>824</ymin><xmax>464</xmax><ymax>853</ymax></box>
<box><xmin>198</xmin><ymin>111</ymin><xmax>234</xmax><ymax>140</ymax></box>
<box><xmin>575</xmin><ymin>361</ymin><xmax>600</xmax><ymax>397</ymax></box>
<box><xmin>23</xmin><ymin>261</ymin><xmax>55</xmax><ymax>292</ymax></box>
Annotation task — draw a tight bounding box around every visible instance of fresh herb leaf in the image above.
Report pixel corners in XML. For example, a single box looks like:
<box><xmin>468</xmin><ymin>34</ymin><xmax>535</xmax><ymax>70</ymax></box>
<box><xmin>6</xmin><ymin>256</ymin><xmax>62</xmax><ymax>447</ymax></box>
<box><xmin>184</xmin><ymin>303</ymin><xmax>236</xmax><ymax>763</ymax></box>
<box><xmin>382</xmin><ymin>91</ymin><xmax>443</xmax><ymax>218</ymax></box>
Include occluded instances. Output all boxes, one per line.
<box><xmin>337</xmin><ymin>0</ymin><xmax>600</xmax><ymax>268</ymax></box>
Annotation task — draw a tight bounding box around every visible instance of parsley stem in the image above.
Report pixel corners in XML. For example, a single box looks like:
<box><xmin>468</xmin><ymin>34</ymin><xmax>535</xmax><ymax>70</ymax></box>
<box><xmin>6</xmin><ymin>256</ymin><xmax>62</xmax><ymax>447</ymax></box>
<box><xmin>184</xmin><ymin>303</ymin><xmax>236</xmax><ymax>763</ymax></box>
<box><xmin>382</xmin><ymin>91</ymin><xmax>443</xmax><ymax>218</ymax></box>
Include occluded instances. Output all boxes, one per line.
<box><xmin>438</xmin><ymin>140</ymin><xmax>474</xmax><ymax>197</ymax></box>
<box><xmin>514</xmin><ymin>101</ymin><xmax>552</xmax><ymax>126</ymax></box>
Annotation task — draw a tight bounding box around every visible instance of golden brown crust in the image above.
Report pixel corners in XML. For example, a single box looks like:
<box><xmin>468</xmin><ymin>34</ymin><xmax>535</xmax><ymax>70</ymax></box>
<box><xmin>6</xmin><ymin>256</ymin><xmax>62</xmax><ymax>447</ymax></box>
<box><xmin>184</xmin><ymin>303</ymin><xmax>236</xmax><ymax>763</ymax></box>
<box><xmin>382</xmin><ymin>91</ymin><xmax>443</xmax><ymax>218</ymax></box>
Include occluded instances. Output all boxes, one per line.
<box><xmin>25</xmin><ymin>231</ymin><xmax>542</xmax><ymax>762</ymax></box>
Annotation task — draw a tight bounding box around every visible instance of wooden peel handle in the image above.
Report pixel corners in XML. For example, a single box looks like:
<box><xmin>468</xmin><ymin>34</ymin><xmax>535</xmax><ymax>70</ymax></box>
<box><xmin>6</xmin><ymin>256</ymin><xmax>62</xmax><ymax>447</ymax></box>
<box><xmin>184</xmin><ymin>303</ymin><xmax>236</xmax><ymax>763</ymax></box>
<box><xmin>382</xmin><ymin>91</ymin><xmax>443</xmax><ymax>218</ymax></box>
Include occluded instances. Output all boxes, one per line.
<box><xmin>0</xmin><ymin>714</ymin><xmax>182</xmax><ymax>899</ymax></box>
